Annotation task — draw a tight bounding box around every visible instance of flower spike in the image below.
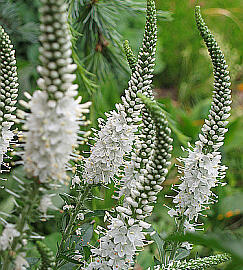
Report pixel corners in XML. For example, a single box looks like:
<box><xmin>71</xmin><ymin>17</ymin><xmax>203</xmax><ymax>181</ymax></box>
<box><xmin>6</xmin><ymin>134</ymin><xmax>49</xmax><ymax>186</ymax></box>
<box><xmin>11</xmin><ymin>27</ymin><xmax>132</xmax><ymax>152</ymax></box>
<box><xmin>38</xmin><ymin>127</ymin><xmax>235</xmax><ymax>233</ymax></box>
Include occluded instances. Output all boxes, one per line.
<box><xmin>167</xmin><ymin>6</ymin><xmax>232</xmax><ymax>248</ymax></box>
<box><xmin>120</xmin><ymin>94</ymin><xmax>173</xmax><ymax>206</ymax></box>
<box><xmin>195</xmin><ymin>6</ymin><xmax>231</xmax><ymax>153</ymax></box>
<box><xmin>84</xmin><ymin>1</ymin><xmax>162</xmax><ymax>268</ymax></box>
<box><xmin>23</xmin><ymin>0</ymin><xmax>90</xmax><ymax>183</ymax></box>
<box><xmin>121</xmin><ymin>0</ymin><xmax>157</xmax><ymax>122</ymax></box>
<box><xmin>0</xmin><ymin>26</ymin><xmax>18</xmax><ymax>171</ymax></box>
<box><xmin>173</xmin><ymin>253</ymin><xmax>231</xmax><ymax>270</ymax></box>
<box><xmin>36</xmin><ymin>241</ymin><xmax>56</xmax><ymax>269</ymax></box>
<box><xmin>83</xmin><ymin>0</ymin><xmax>158</xmax><ymax>185</ymax></box>
<box><xmin>150</xmin><ymin>253</ymin><xmax>231</xmax><ymax>270</ymax></box>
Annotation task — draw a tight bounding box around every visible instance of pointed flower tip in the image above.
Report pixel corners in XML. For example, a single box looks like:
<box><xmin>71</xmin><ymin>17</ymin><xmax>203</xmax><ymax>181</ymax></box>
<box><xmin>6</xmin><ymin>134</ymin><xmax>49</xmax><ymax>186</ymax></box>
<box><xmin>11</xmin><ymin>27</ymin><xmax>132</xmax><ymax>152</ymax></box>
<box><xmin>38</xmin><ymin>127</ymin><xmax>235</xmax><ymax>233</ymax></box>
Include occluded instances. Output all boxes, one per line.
<box><xmin>195</xmin><ymin>6</ymin><xmax>202</xmax><ymax>17</ymax></box>
<box><xmin>123</xmin><ymin>40</ymin><xmax>129</xmax><ymax>46</ymax></box>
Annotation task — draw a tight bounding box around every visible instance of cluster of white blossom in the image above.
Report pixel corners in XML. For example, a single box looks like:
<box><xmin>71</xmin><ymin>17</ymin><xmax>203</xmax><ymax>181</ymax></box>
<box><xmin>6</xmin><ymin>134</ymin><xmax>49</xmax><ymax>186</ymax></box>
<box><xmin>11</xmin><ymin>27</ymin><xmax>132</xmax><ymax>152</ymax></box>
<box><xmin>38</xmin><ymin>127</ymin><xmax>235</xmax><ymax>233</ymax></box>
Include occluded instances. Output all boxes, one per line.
<box><xmin>147</xmin><ymin>253</ymin><xmax>231</xmax><ymax>270</ymax></box>
<box><xmin>83</xmin><ymin>104</ymin><xmax>137</xmax><ymax>184</ymax></box>
<box><xmin>14</xmin><ymin>253</ymin><xmax>29</xmax><ymax>270</ymax></box>
<box><xmin>82</xmin><ymin>0</ymin><xmax>158</xmax><ymax>189</ymax></box>
<box><xmin>86</xmin><ymin>80</ymin><xmax>173</xmax><ymax>270</ymax></box>
<box><xmin>0</xmin><ymin>126</ymin><xmax>14</xmax><ymax>166</ymax></box>
<box><xmin>0</xmin><ymin>223</ymin><xmax>20</xmax><ymax>251</ymax></box>
<box><xmin>0</xmin><ymin>26</ymin><xmax>18</xmax><ymax>169</ymax></box>
<box><xmin>22</xmin><ymin>0</ymin><xmax>90</xmax><ymax>182</ymax></box>
<box><xmin>87</xmin><ymin>217</ymin><xmax>145</xmax><ymax>270</ymax></box>
<box><xmin>169</xmin><ymin>141</ymin><xmax>226</xmax><ymax>228</ymax></box>
<box><xmin>118</xmin><ymin>160</ymin><xmax>140</xmax><ymax>198</ymax></box>
<box><xmin>24</xmin><ymin>91</ymin><xmax>83</xmax><ymax>182</ymax></box>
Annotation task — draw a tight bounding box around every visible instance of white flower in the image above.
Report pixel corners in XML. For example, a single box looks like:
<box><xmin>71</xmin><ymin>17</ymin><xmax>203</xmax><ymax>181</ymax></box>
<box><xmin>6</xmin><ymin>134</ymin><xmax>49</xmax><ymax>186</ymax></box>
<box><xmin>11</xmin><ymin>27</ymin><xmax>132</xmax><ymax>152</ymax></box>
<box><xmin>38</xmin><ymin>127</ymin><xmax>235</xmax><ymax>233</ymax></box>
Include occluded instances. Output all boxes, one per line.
<box><xmin>0</xmin><ymin>125</ymin><xmax>14</xmax><ymax>166</ymax></box>
<box><xmin>0</xmin><ymin>223</ymin><xmax>20</xmax><ymax>251</ymax></box>
<box><xmin>184</xmin><ymin>220</ymin><xmax>195</xmax><ymax>233</ymax></box>
<box><xmin>63</xmin><ymin>204</ymin><xmax>74</xmax><ymax>210</ymax></box>
<box><xmin>86</xmin><ymin>257</ymin><xmax>111</xmax><ymax>270</ymax></box>
<box><xmin>83</xmin><ymin>105</ymin><xmax>137</xmax><ymax>185</ymax></box>
<box><xmin>73</xmin><ymin>250</ymin><xmax>83</xmax><ymax>262</ymax></box>
<box><xmin>77</xmin><ymin>212</ymin><xmax>85</xmax><ymax>220</ymax></box>
<box><xmin>14</xmin><ymin>253</ymin><xmax>29</xmax><ymax>270</ymax></box>
<box><xmin>76</xmin><ymin>228</ymin><xmax>82</xmax><ymax>236</ymax></box>
<box><xmin>181</xmin><ymin>241</ymin><xmax>193</xmax><ymax>250</ymax></box>
<box><xmin>88</xmin><ymin>216</ymin><xmax>145</xmax><ymax>269</ymax></box>
<box><xmin>23</xmin><ymin>91</ymin><xmax>83</xmax><ymax>182</ymax></box>
<box><xmin>22</xmin><ymin>0</ymin><xmax>91</xmax><ymax>183</ymax></box>
<box><xmin>168</xmin><ymin>208</ymin><xmax>178</xmax><ymax>217</ymax></box>
<box><xmin>127</xmin><ymin>225</ymin><xmax>144</xmax><ymax>247</ymax></box>
<box><xmin>170</xmin><ymin>141</ymin><xmax>227</xmax><ymax>227</ymax></box>
<box><xmin>39</xmin><ymin>194</ymin><xmax>57</xmax><ymax>217</ymax></box>
<box><xmin>72</xmin><ymin>175</ymin><xmax>81</xmax><ymax>187</ymax></box>
<box><xmin>118</xmin><ymin>160</ymin><xmax>140</xmax><ymax>198</ymax></box>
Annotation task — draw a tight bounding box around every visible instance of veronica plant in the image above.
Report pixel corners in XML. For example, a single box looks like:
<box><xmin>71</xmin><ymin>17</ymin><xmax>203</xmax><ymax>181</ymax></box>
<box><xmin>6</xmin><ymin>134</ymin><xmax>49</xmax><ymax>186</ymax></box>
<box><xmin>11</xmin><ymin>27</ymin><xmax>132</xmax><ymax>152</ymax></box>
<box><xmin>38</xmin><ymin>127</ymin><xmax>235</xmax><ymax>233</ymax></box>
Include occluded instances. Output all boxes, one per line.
<box><xmin>165</xmin><ymin>5</ymin><xmax>232</xmax><ymax>258</ymax></box>
<box><xmin>0</xmin><ymin>1</ymin><xmax>234</xmax><ymax>270</ymax></box>
<box><xmin>55</xmin><ymin>2</ymin><xmax>232</xmax><ymax>270</ymax></box>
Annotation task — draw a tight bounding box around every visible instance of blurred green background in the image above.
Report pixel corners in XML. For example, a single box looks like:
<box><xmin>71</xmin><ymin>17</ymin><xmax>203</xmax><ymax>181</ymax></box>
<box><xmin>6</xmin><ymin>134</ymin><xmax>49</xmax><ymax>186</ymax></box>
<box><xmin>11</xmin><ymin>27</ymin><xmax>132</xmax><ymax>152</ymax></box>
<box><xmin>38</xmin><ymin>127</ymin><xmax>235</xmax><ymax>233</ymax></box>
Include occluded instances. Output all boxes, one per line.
<box><xmin>0</xmin><ymin>0</ymin><xmax>242</xmax><ymax>268</ymax></box>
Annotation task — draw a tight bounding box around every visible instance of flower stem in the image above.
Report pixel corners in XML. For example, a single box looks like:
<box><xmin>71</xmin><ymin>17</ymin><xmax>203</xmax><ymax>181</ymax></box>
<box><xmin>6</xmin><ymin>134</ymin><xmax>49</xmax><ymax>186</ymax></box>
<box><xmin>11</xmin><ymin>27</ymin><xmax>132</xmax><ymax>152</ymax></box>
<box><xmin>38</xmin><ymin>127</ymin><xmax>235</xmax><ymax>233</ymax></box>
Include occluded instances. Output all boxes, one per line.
<box><xmin>2</xmin><ymin>180</ymin><xmax>40</xmax><ymax>270</ymax></box>
<box><xmin>169</xmin><ymin>216</ymin><xmax>186</xmax><ymax>262</ymax></box>
<box><xmin>55</xmin><ymin>184</ymin><xmax>90</xmax><ymax>269</ymax></box>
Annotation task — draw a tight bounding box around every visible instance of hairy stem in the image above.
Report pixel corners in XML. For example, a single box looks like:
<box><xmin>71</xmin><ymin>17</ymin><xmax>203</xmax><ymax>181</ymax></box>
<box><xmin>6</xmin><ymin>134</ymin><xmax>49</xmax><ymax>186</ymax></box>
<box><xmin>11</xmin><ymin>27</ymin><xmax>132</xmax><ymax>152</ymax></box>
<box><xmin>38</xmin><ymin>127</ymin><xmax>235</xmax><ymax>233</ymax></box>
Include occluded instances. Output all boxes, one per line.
<box><xmin>169</xmin><ymin>216</ymin><xmax>186</xmax><ymax>262</ymax></box>
<box><xmin>2</xmin><ymin>180</ymin><xmax>40</xmax><ymax>270</ymax></box>
<box><xmin>55</xmin><ymin>184</ymin><xmax>90</xmax><ymax>268</ymax></box>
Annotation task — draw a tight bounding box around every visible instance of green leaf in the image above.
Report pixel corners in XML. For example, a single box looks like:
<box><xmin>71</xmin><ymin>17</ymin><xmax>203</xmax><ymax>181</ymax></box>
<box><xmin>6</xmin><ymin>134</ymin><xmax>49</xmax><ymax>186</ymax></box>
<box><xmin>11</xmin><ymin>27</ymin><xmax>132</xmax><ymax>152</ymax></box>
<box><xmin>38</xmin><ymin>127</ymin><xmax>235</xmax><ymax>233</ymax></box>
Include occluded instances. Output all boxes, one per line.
<box><xmin>167</xmin><ymin>232</ymin><xmax>243</xmax><ymax>266</ymax></box>
<box><xmin>59</xmin><ymin>193</ymin><xmax>76</xmax><ymax>205</ymax></box>
<box><xmin>153</xmin><ymin>256</ymin><xmax>162</xmax><ymax>266</ymax></box>
<box><xmin>146</xmin><ymin>226</ymin><xmax>165</xmax><ymax>262</ymax></box>
<box><xmin>59</xmin><ymin>254</ymin><xmax>80</xmax><ymax>264</ymax></box>
<box><xmin>84</xmin><ymin>210</ymin><xmax>106</xmax><ymax>219</ymax></box>
<box><xmin>175</xmin><ymin>248</ymin><xmax>190</xmax><ymax>260</ymax></box>
<box><xmin>80</xmin><ymin>223</ymin><xmax>93</xmax><ymax>246</ymax></box>
<box><xmin>83</xmin><ymin>246</ymin><xmax>92</xmax><ymax>261</ymax></box>
<box><xmin>71</xmin><ymin>223</ymin><xmax>94</xmax><ymax>249</ymax></box>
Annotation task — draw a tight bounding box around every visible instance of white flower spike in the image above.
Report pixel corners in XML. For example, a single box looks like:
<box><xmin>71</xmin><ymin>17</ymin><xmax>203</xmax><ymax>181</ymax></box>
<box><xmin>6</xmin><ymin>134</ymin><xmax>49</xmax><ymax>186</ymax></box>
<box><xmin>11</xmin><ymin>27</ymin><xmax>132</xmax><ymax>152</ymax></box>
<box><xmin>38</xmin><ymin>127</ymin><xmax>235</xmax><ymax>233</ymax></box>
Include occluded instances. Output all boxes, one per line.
<box><xmin>0</xmin><ymin>26</ymin><xmax>18</xmax><ymax>171</ymax></box>
<box><xmin>23</xmin><ymin>0</ymin><xmax>90</xmax><ymax>182</ymax></box>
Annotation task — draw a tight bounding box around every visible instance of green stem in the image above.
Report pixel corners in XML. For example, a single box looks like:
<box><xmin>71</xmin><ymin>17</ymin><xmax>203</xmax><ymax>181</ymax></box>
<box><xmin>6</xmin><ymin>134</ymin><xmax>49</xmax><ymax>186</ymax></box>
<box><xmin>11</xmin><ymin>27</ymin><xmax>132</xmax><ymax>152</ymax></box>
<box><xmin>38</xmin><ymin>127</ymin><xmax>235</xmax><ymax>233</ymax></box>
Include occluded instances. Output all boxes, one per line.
<box><xmin>2</xmin><ymin>181</ymin><xmax>40</xmax><ymax>270</ymax></box>
<box><xmin>169</xmin><ymin>216</ymin><xmax>186</xmax><ymax>262</ymax></box>
<box><xmin>55</xmin><ymin>185</ymin><xmax>90</xmax><ymax>269</ymax></box>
